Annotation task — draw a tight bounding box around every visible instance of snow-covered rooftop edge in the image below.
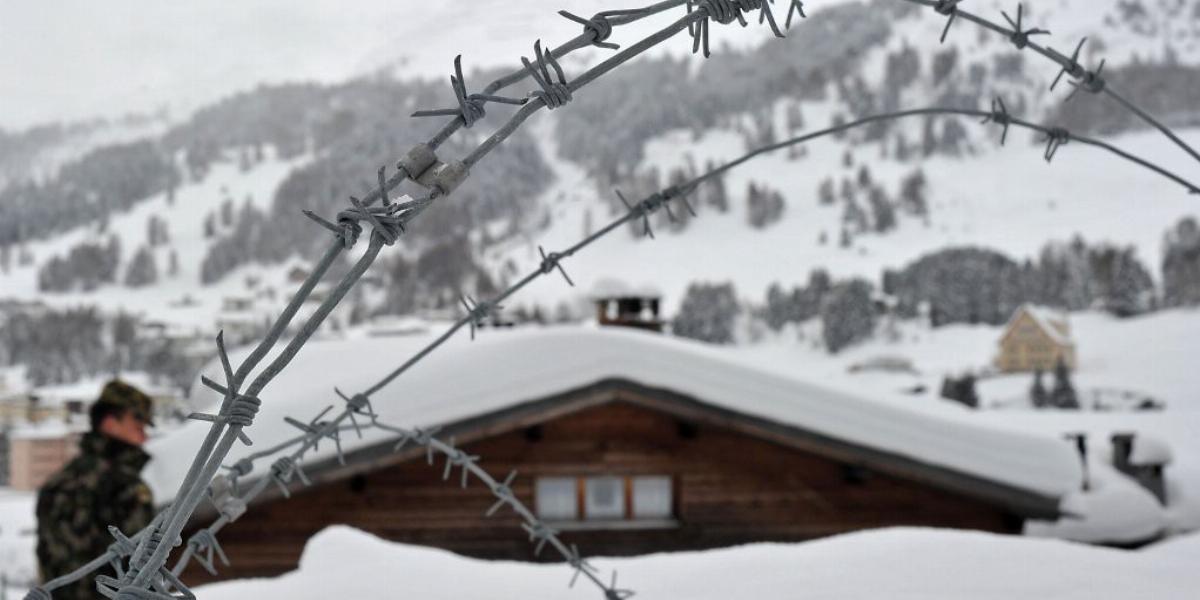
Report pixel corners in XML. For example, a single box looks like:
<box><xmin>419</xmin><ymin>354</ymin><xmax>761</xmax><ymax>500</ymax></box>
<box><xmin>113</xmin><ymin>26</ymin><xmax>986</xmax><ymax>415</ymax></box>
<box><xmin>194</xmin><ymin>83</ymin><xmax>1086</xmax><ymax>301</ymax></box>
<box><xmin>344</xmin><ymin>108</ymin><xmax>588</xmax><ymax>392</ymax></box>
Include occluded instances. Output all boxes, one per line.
<box><xmin>146</xmin><ymin>325</ymin><xmax>1083</xmax><ymax>502</ymax></box>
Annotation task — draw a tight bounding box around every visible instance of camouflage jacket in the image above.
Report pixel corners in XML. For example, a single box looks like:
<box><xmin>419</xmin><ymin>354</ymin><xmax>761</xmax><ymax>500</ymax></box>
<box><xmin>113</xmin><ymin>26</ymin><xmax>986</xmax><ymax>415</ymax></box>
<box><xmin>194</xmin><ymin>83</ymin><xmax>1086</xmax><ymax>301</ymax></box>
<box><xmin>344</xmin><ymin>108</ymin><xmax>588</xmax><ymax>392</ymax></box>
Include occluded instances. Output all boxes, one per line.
<box><xmin>36</xmin><ymin>432</ymin><xmax>154</xmax><ymax>600</ymax></box>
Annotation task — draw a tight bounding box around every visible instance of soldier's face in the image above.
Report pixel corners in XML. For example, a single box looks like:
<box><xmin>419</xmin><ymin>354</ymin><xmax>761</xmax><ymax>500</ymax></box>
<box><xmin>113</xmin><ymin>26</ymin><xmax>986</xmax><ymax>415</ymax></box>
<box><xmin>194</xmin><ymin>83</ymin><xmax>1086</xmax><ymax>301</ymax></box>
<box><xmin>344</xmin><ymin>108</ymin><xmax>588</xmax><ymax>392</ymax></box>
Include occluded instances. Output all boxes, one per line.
<box><xmin>102</xmin><ymin>411</ymin><xmax>148</xmax><ymax>446</ymax></box>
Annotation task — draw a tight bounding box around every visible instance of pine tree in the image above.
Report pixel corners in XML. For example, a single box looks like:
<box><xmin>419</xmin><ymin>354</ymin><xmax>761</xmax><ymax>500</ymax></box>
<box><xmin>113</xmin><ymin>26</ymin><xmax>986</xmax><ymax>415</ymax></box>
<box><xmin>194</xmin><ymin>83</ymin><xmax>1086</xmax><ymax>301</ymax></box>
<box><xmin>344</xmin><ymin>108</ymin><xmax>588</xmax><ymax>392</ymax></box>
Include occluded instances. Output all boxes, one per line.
<box><xmin>857</xmin><ymin>165</ymin><xmax>873</xmax><ymax>188</ymax></box>
<box><xmin>899</xmin><ymin>169</ymin><xmax>929</xmax><ymax>217</ymax></box>
<box><xmin>817</xmin><ymin>178</ymin><xmax>836</xmax><ymax>206</ymax></box>
<box><xmin>867</xmin><ymin>186</ymin><xmax>896</xmax><ymax>233</ymax></box>
<box><xmin>1163</xmin><ymin>217</ymin><xmax>1200</xmax><ymax>306</ymax></box>
<box><xmin>894</xmin><ymin>132</ymin><xmax>911</xmax><ymax>162</ymax></box>
<box><xmin>786</xmin><ymin>103</ymin><xmax>805</xmax><ymax>133</ymax></box>
<box><xmin>1030</xmin><ymin>369</ymin><xmax>1049</xmax><ymax>408</ymax></box>
<box><xmin>220</xmin><ymin>198</ymin><xmax>234</xmax><ymax>227</ymax></box>
<box><xmin>1050</xmin><ymin>358</ymin><xmax>1079</xmax><ymax>409</ymax></box>
<box><xmin>921</xmin><ymin>117</ymin><xmax>937</xmax><ymax>157</ymax></box>
<box><xmin>125</xmin><ymin>246</ymin><xmax>159</xmax><ymax>288</ymax></box>
<box><xmin>842</xmin><ymin>197</ymin><xmax>868</xmax><ymax>234</ymax></box>
<box><xmin>704</xmin><ymin>162</ymin><xmax>729</xmax><ymax>213</ymax></box>
<box><xmin>821</xmin><ymin>279</ymin><xmax>875</xmax><ymax>353</ymax></box>
<box><xmin>672</xmin><ymin>282</ymin><xmax>740</xmax><ymax>344</ymax></box>
<box><xmin>747</xmin><ymin>182</ymin><xmax>786</xmax><ymax>229</ymax></box>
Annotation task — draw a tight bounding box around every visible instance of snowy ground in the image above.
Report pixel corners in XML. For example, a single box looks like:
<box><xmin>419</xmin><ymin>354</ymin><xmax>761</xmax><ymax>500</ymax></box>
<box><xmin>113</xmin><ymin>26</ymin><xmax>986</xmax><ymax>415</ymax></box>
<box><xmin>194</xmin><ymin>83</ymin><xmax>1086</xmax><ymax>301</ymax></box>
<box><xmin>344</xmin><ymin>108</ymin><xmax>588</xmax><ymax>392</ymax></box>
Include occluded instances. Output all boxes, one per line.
<box><xmin>732</xmin><ymin>308</ymin><xmax>1200</xmax><ymax>540</ymax></box>
<box><xmin>0</xmin><ymin>489</ymin><xmax>36</xmax><ymax>590</ymax></box>
<box><xmin>192</xmin><ymin>525</ymin><xmax>1200</xmax><ymax>600</ymax></box>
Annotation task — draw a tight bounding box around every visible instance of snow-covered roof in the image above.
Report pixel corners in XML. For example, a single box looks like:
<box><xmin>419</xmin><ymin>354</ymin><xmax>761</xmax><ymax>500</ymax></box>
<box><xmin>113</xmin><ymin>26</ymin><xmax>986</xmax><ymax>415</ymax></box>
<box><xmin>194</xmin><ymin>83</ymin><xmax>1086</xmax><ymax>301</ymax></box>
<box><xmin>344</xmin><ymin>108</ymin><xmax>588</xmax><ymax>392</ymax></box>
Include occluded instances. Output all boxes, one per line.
<box><xmin>34</xmin><ymin>373</ymin><xmax>175</xmax><ymax>405</ymax></box>
<box><xmin>9</xmin><ymin>422</ymin><xmax>85</xmax><ymax>440</ymax></box>
<box><xmin>588</xmin><ymin>277</ymin><xmax>663</xmax><ymax>299</ymax></box>
<box><xmin>1130</xmin><ymin>435</ymin><xmax>1173</xmax><ymax>466</ymax></box>
<box><xmin>1007</xmin><ymin>304</ymin><xmax>1073</xmax><ymax>346</ymax></box>
<box><xmin>146</xmin><ymin>326</ymin><xmax>1083</xmax><ymax>502</ymax></box>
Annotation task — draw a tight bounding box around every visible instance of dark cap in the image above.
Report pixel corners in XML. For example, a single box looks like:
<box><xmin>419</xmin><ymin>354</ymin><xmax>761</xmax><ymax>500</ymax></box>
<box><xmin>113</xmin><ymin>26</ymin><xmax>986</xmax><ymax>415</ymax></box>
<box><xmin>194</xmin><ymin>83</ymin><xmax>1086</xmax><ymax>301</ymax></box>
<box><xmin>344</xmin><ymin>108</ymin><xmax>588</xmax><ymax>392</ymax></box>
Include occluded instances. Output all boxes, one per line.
<box><xmin>97</xmin><ymin>379</ymin><xmax>155</xmax><ymax>426</ymax></box>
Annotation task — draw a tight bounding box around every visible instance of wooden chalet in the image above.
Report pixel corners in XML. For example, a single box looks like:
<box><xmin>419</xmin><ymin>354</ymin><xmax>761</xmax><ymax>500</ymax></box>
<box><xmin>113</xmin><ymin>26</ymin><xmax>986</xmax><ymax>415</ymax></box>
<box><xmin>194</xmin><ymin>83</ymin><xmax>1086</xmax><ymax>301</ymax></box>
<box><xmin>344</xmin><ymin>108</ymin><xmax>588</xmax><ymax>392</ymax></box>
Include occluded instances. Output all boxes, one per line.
<box><xmin>995</xmin><ymin>304</ymin><xmax>1077</xmax><ymax>373</ymax></box>
<box><xmin>150</xmin><ymin>328</ymin><xmax>1080</xmax><ymax>584</ymax></box>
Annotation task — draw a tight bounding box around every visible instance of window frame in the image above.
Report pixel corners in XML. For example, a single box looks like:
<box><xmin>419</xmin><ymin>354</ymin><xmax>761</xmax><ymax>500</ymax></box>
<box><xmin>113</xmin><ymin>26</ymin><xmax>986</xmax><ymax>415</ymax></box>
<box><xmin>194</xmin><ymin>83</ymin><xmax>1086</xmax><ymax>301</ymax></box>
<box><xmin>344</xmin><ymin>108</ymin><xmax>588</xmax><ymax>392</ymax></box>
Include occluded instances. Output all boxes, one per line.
<box><xmin>533</xmin><ymin>474</ymin><xmax>678</xmax><ymax>530</ymax></box>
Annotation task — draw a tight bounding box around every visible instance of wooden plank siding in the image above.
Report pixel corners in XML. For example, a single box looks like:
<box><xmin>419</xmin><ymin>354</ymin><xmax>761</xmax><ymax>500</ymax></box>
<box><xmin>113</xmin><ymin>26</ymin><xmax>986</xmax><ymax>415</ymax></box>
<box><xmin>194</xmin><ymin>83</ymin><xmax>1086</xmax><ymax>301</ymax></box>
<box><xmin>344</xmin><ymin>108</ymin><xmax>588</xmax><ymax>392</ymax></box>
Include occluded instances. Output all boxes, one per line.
<box><xmin>181</xmin><ymin>392</ymin><xmax>1025</xmax><ymax>583</ymax></box>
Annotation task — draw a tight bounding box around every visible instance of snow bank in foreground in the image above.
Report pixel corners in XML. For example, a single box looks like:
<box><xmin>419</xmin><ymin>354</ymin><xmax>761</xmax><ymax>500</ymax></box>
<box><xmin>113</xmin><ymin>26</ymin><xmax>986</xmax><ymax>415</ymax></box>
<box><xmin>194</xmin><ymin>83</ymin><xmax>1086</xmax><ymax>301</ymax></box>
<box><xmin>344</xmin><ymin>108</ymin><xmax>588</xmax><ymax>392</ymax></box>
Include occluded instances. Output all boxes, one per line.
<box><xmin>194</xmin><ymin>525</ymin><xmax>1200</xmax><ymax>600</ymax></box>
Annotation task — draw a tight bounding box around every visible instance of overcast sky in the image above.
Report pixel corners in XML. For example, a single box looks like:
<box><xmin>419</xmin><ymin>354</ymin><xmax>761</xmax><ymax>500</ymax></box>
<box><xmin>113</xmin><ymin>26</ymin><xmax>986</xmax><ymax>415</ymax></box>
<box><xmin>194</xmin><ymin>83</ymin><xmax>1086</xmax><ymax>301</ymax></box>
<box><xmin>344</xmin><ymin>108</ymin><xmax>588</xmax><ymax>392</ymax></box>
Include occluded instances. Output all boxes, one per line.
<box><xmin>0</xmin><ymin>0</ymin><xmax>787</xmax><ymax>131</ymax></box>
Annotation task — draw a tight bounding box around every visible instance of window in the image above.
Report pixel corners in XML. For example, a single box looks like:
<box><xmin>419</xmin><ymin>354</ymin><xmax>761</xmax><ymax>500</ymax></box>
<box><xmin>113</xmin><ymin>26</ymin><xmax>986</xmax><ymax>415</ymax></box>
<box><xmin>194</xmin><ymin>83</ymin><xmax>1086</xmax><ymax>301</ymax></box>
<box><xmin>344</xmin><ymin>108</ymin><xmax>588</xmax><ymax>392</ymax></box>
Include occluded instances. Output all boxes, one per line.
<box><xmin>585</xmin><ymin>476</ymin><xmax>625</xmax><ymax>519</ymax></box>
<box><xmin>631</xmin><ymin>476</ymin><xmax>672</xmax><ymax>519</ymax></box>
<box><xmin>535</xmin><ymin>477</ymin><xmax>578</xmax><ymax>521</ymax></box>
<box><xmin>535</xmin><ymin>475</ymin><xmax>675</xmax><ymax>526</ymax></box>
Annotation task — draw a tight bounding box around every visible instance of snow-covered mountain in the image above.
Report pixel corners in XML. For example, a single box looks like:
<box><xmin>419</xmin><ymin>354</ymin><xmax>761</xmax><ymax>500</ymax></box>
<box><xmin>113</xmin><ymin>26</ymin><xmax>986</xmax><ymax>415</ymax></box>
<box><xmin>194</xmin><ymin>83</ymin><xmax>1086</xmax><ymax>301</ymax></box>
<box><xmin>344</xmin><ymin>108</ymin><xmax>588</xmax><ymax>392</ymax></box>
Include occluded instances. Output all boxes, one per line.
<box><xmin>1</xmin><ymin>0</ymin><xmax>1199</xmax><ymax>381</ymax></box>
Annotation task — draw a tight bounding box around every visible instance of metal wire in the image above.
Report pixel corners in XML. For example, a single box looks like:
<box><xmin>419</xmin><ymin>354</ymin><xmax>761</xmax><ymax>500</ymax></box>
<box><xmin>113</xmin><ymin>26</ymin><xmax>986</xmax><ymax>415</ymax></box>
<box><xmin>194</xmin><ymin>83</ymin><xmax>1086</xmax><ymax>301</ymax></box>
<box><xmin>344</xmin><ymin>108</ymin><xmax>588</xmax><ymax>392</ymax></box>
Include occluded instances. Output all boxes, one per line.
<box><xmin>897</xmin><ymin>0</ymin><xmax>1200</xmax><ymax>167</ymax></box>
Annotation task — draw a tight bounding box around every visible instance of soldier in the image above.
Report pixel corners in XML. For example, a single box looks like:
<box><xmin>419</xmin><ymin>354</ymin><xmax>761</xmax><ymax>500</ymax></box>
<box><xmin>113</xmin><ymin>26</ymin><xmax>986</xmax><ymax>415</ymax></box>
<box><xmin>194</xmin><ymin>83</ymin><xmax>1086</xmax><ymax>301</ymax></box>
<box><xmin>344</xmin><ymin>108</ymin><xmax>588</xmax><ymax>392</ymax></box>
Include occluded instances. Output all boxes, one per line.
<box><xmin>35</xmin><ymin>380</ymin><xmax>156</xmax><ymax>600</ymax></box>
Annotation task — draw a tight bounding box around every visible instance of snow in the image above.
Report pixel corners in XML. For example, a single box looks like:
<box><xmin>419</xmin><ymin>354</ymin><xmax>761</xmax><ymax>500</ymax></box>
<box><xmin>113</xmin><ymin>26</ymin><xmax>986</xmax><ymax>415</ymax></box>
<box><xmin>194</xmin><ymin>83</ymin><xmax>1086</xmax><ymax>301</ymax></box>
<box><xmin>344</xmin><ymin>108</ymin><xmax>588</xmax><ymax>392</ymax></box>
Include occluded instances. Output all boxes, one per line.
<box><xmin>588</xmin><ymin>277</ymin><xmax>663</xmax><ymax>299</ymax></box>
<box><xmin>33</xmin><ymin>372</ymin><xmax>174</xmax><ymax>406</ymax></box>
<box><xmin>191</xmin><ymin>525</ymin><xmax>1200</xmax><ymax>600</ymax></box>
<box><xmin>145</xmin><ymin>325</ymin><xmax>1082</xmax><ymax>504</ymax></box>
<box><xmin>0</xmin><ymin>490</ymin><xmax>36</xmax><ymax>587</ymax></box>
<box><xmin>1130</xmin><ymin>436</ymin><xmax>1173</xmax><ymax>466</ymax></box>
<box><xmin>8</xmin><ymin>423</ymin><xmax>84</xmax><ymax>441</ymax></box>
<box><xmin>0</xmin><ymin>148</ymin><xmax>315</xmax><ymax>332</ymax></box>
<box><xmin>730</xmin><ymin>308</ymin><xmax>1200</xmax><ymax>542</ymax></box>
<box><xmin>1029</xmin><ymin>460</ymin><xmax>1167</xmax><ymax>544</ymax></box>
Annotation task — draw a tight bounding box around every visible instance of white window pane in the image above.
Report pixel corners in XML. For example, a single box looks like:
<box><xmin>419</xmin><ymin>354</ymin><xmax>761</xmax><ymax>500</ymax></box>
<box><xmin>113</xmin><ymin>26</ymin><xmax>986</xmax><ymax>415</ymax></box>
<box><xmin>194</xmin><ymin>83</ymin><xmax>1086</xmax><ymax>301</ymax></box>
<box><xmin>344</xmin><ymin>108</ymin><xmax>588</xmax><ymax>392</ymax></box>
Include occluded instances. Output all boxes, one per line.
<box><xmin>585</xmin><ymin>476</ymin><xmax>625</xmax><ymax>520</ymax></box>
<box><xmin>632</xmin><ymin>476</ymin><xmax>673</xmax><ymax>519</ymax></box>
<box><xmin>536</xmin><ymin>477</ymin><xmax>578</xmax><ymax>520</ymax></box>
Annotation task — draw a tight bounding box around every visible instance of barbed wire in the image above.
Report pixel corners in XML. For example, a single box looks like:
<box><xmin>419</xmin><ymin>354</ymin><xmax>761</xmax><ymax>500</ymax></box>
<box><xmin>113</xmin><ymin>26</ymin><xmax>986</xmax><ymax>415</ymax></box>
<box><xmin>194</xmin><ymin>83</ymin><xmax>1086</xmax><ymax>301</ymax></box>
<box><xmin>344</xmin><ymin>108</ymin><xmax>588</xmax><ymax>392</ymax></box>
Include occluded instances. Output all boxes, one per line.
<box><xmin>29</xmin><ymin>1</ymin><xmax>1200</xmax><ymax>599</ymax></box>
<box><xmin>896</xmin><ymin>0</ymin><xmax>1200</xmax><ymax>168</ymax></box>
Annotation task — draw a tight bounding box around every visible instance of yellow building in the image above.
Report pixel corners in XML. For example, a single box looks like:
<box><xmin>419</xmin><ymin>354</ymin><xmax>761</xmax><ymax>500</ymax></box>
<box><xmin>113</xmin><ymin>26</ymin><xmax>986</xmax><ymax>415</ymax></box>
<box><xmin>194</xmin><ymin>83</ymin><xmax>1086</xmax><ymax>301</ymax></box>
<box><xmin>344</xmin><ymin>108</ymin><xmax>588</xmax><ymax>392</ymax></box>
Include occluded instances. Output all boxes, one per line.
<box><xmin>995</xmin><ymin>304</ymin><xmax>1077</xmax><ymax>372</ymax></box>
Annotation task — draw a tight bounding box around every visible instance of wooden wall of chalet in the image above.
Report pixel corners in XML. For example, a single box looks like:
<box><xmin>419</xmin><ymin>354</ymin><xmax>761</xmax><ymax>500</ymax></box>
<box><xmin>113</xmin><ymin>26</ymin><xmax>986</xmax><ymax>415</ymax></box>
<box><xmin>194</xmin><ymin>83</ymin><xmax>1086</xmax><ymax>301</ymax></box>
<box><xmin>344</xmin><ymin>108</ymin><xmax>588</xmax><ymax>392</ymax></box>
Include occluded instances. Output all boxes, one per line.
<box><xmin>182</xmin><ymin>400</ymin><xmax>1020</xmax><ymax>583</ymax></box>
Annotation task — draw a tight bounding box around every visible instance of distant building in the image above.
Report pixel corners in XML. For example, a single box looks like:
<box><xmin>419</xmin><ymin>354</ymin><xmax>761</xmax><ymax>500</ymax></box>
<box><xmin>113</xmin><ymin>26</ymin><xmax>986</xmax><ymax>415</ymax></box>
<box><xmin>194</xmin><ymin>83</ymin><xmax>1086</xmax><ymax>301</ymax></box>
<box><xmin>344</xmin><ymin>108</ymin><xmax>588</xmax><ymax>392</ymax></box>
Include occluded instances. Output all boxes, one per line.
<box><xmin>995</xmin><ymin>304</ymin><xmax>1077</xmax><ymax>372</ymax></box>
<box><xmin>0</xmin><ymin>393</ymin><xmax>80</xmax><ymax>426</ymax></box>
<box><xmin>591</xmin><ymin>279</ymin><xmax>664</xmax><ymax>333</ymax></box>
<box><xmin>218</xmin><ymin>296</ymin><xmax>270</xmax><ymax>344</ymax></box>
<box><xmin>7</xmin><ymin>428</ymin><xmax>82</xmax><ymax>491</ymax></box>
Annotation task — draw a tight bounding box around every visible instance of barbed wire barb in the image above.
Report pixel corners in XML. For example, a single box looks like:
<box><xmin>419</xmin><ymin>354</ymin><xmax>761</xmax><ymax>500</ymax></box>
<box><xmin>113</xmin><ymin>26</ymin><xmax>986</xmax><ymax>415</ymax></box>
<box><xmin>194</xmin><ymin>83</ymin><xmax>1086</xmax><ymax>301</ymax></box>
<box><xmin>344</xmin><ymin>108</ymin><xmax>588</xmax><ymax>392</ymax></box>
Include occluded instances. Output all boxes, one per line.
<box><xmin>412</xmin><ymin>55</ymin><xmax>527</xmax><ymax>128</ymax></box>
<box><xmin>1049</xmin><ymin>37</ymin><xmax>1088</xmax><ymax>92</ymax></box>
<box><xmin>933</xmin><ymin>0</ymin><xmax>962</xmax><ymax>43</ymax></box>
<box><xmin>1001</xmin><ymin>4</ymin><xmax>1048</xmax><ymax>49</ymax></box>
